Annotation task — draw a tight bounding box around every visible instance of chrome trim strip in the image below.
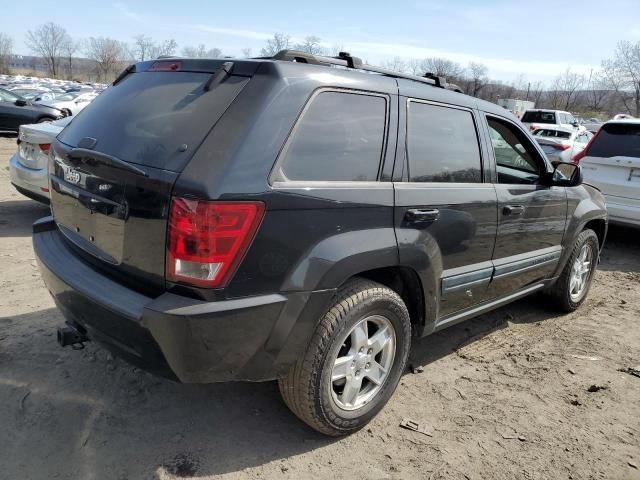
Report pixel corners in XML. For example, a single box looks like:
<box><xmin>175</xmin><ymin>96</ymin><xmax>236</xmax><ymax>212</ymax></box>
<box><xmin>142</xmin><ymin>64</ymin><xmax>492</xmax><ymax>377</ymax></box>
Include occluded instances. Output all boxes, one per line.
<box><xmin>442</xmin><ymin>266</ymin><xmax>493</xmax><ymax>294</ymax></box>
<box><xmin>493</xmin><ymin>251</ymin><xmax>561</xmax><ymax>279</ymax></box>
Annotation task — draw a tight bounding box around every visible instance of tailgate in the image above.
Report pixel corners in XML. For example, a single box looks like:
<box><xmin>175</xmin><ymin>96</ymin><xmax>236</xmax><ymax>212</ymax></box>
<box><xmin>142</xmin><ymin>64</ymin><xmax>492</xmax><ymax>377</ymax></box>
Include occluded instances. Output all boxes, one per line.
<box><xmin>50</xmin><ymin>142</ymin><xmax>179</xmax><ymax>296</ymax></box>
<box><xmin>581</xmin><ymin>155</ymin><xmax>640</xmax><ymax>201</ymax></box>
<box><xmin>48</xmin><ymin>64</ymin><xmax>254</xmax><ymax>296</ymax></box>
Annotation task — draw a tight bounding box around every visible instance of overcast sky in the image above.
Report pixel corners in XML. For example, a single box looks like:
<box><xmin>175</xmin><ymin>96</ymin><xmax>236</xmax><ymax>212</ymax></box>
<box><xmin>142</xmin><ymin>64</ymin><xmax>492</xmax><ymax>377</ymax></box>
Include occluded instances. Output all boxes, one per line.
<box><xmin>4</xmin><ymin>0</ymin><xmax>640</xmax><ymax>83</ymax></box>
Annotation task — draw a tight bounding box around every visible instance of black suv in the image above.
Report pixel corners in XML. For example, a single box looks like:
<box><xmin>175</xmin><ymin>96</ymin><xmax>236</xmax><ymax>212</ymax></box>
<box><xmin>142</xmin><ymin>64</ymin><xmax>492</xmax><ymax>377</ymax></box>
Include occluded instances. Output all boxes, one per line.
<box><xmin>34</xmin><ymin>51</ymin><xmax>607</xmax><ymax>436</ymax></box>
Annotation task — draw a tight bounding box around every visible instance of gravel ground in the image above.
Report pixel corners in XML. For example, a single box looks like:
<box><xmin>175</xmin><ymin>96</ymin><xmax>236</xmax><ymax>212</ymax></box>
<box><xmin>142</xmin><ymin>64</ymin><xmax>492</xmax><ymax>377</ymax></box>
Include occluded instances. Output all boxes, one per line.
<box><xmin>0</xmin><ymin>136</ymin><xmax>639</xmax><ymax>480</ymax></box>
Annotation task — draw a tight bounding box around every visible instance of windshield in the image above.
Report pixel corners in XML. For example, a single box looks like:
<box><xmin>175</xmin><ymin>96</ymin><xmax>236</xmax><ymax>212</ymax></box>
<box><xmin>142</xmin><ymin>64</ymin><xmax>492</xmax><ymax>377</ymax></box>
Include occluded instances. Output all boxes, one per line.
<box><xmin>588</xmin><ymin>123</ymin><xmax>640</xmax><ymax>158</ymax></box>
<box><xmin>0</xmin><ymin>88</ymin><xmax>20</xmax><ymax>102</ymax></box>
<box><xmin>56</xmin><ymin>92</ymin><xmax>81</xmax><ymax>101</ymax></box>
<box><xmin>534</xmin><ymin>129</ymin><xmax>571</xmax><ymax>139</ymax></box>
<box><xmin>58</xmin><ymin>71</ymin><xmax>250</xmax><ymax>171</ymax></box>
<box><xmin>521</xmin><ymin>111</ymin><xmax>556</xmax><ymax>124</ymax></box>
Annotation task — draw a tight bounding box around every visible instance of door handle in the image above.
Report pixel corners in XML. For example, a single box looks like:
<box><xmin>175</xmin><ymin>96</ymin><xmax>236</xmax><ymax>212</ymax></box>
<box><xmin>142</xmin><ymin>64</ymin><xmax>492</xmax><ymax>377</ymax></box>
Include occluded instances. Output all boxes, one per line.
<box><xmin>405</xmin><ymin>208</ymin><xmax>440</xmax><ymax>223</ymax></box>
<box><xmin>503</xmin><ymin>205</ymin><xmax>525</xmax><ymax>216</ymax></box>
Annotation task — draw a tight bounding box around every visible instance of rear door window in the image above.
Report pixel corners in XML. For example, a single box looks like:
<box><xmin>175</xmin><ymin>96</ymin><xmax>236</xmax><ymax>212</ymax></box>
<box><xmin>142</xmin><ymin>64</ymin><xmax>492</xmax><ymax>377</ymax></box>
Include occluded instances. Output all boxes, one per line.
<box><xmin>521</xmin><ymin>111</ymin><xmax>556</xmax><ymax>124</ymax></box>
<box><xmin>588</xmin><ymin>123</ymin><xmax>640</xmax><ymax>158</ymax></box>
<box><xmin>273</xmin><ymin>90</ymin><xmax>387</xmax><ymax>182</ymax></box>
<box><xmin>407</xmin><ymin>101</ymin><xmax>482</xmax><ymax>183</ymax></box>
<box><xmin>58</xmin><ymin>71</ymin><xmax>249</xmax><ymax>172</ymax></box>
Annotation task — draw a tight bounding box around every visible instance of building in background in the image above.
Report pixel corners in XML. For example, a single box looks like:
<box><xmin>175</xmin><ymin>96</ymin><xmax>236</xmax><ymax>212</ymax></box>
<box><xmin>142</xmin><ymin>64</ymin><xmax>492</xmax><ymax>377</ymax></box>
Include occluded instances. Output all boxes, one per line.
<box><xmin>497</xmin><ymin>98</ymin><xmax>535</xmax><ymax>119</ymax></box>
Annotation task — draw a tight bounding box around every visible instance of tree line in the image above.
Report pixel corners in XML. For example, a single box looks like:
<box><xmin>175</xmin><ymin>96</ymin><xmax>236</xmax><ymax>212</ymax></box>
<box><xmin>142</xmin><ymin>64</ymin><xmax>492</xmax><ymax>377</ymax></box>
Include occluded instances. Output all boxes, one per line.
<box><xmin>0</xmin><ymin>24</ymin><xmax>638</xmax><ymax>118</ymax></box>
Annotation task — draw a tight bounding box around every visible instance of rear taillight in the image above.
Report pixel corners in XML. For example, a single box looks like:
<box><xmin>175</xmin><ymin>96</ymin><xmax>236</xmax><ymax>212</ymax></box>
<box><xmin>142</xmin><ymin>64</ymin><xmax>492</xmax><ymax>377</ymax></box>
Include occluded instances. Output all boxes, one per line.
<box><xmin>39</xmin><ymin>143</ymin><xmax>51</xmax><ymax>153</ymax></box>
<box><xmin>166</xmin><ymin>198</ymin><xmax>265</xmax><ymax>288</ymax></box>
<box><xmin>572</xmin><ymin>130</ymin><xmax>600</xmax><ymax>164</ymax></box>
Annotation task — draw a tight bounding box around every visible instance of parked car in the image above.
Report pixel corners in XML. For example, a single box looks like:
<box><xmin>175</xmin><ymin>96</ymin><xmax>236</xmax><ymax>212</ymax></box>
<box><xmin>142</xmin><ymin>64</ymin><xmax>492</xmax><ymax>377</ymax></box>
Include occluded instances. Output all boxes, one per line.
<box><xmin>575</xmin><ymin>119</ymin><xmax>640</xmax><ymax>227</ymax></box>
<box><xmin>33</xmin><ymin>52</ymin><xmax>608</xmax><ymax>436</ymax></box>
<box><xmin>8</xmin><ymin>88</ymin><xmax>56</xmax><ymax>102</ymax></box>
<box><xmin>533</xmin><ymin>127</ymin><xmax>592</xmax><ymax>163</ymax></box>
<box><xmin>9</xmin><ymin>117</ymin><xmax>70</xmax><ymax>203</ymax></box>
<box><xmin>521</xmin><ymin>109</ymin><xmax>583</xmax><ymax>133</ymax></box>
<box><xmin>0</xmin><ymin>88</ymin><xmax>64</xmax><ymax>133</ymax></box>
<box><xmin>581</xmin><ymin>118</ymin><xmax>603</xmax><ymax>134</ymax></box>
<box><xmin>37</xmin><ymin>91</ymin><xmax>98</xmax><ymax>117</ymax></box>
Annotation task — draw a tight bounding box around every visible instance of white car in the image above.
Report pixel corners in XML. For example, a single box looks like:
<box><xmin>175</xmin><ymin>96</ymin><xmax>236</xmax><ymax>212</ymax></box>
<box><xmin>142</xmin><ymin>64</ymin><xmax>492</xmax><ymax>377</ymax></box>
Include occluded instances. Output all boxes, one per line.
<box><xmin>38</xmin><ymin>91</ymin><xmax>98</xmax><ymax>116</ymax></box>
<box><xmin>521</xmin><ymin>109</ymin><xmax>583</xmax><ymax>133</ymax></box>
<box><xmin>576</xmin><ymin>119</ymin><xmax>640</xmax><ymax>227</ymax></box>
<box><xmin>532</xmin><ymin>127</ymin><xmax>592</xmax><ymax>163</ymax></box>
<box><xmin>9</xmin><ymin>117</ymin><xmax>70</xmax><ymax>203</ymax></box>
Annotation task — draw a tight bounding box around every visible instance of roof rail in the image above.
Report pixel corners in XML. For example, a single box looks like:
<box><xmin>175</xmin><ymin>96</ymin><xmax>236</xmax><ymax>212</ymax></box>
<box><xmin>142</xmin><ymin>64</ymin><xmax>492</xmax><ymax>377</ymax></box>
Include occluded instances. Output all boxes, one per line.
<box><xmin>270</xmin><ymin>49</ymin><xmax>452</xmax><ymax>90</ymax></box>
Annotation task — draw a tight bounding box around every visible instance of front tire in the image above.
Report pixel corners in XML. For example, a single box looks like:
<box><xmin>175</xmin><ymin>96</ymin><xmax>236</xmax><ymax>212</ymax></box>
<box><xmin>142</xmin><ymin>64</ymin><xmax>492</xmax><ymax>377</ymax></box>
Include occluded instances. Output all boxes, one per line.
<box><xmin>546</xmin><ymin>229</ymin><xmax>599</xmax><ymax>312</ymax></box>
<box><xmin>279</xmin><ymin>278</ymin><xmax>411</xmax><ymax>436</ymax></box>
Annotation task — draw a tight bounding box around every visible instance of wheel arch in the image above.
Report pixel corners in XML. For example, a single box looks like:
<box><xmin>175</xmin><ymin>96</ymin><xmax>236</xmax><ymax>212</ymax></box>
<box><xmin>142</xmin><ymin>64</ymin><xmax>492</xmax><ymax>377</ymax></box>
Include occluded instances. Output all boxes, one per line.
<box><xmin>344</xmin><ymin>266</ymin><xmax>426</xmax><ymax>336</ymax></box>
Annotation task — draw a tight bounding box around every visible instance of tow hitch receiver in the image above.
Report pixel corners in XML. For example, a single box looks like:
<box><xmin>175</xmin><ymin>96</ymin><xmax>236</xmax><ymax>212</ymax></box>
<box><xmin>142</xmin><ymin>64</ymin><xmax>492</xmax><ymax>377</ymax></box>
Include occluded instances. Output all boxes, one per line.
<box><xmin>57</xmin><ymin>323</ymin><xmax>90</xmax><ymax>349</ymax></box>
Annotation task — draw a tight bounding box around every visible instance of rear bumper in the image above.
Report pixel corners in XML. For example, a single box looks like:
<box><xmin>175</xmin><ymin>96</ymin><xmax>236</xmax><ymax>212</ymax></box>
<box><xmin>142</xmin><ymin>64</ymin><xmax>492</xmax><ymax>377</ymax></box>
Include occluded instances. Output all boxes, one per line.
<box><xmin>33</xmin><ymin>217</ymin><xmax>334</xmax><ymax>383</ymax></box>
<box><xmin>9</xmin><ymin>152</ymin><xmax>49</xmax><ymax>203</ymax></box>
<box><xmin>605</xmin><ymin>195</ymin><xmax>640</xmax><ymax>227</ymax></box>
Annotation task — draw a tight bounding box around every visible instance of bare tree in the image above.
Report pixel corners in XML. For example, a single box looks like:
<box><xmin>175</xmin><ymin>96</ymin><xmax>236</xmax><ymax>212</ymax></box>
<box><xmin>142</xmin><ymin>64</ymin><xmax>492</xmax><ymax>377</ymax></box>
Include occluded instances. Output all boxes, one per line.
<box><xmin>25</xmin><ymin>22</ymin><xmax>68</xmax><ymax>77</ymax></box>
<box><xmin>584</xmin><ymin>69</ymin><xmax>609</xmax><ymax>112</ymax></box>
<box><xmin>380</xmin><ymin>57</ymin><xmax>406</xmax><ymax>73</ymax></box>
<box><xmin>60</xmin><ymin>35</ymin><xmax>80</xmax><ymax>79</ymax></box>
<box><xmin>85</xmin><ymin>37</ymin><xmax>127</xmax><ymax>82</ymax></box>
<box><xmin>260</xmin><ymin>33</ymin><xmax>291</xmax><ymax>57</ymax></box>
<box><xmin>555</xmin><ymin>68</ymin><xmax>585</xmax><ymax>111</ymax></box>
<box><xmin>420</xmin><ymin>57</ymin><xmax>464</xmax><ymax>79</ymax></box>
<box><xmin>0</xmin><ymin>33</ymin><xmax>12</xmax><ymax>74</ymax></box>
<box><xmin>294</xmin><ymin>36</ymin><xmax>325</xmax><ymax>55</ymax></box>
<box><xmin>530</xmin><ymin>81</ymin><xmax>545</xmax><ymax>106</ymax></box>
<box><xmin>467</xmin><ymin>62</ymin><xmax>488</xmax><ymax>97</ymax></box>
<box><xmin>406</xmin><ymin>59</ymin><xmax>423</xmax><ymax>75</ymax></box>
<box><xmin>181</xmin><ymin>44</ymin><xmax>222</xmax><ymax>58</ymax></box>
<box><xmin>149</xmin><ymin>39</ymin><xmax>177</xmax><ymax>59</ymax></box>
<box><xmin>330</xmin><ymin>44</ymin><xmax>345</xmax><ymax>57</ymax></box>
<box><xmin>241</xmin><ymin>47</ymin><xmax>252</xmax><ymax>58</ymax></box>
<box><xmin>602</xmin><ymin>40</ymin><xmax>640</xmax><ymax>116</ymax></box>
<box><xmin>132</xmin><ymin>34</ymin><xmax>154</xmax><ymax>61</ymax></box>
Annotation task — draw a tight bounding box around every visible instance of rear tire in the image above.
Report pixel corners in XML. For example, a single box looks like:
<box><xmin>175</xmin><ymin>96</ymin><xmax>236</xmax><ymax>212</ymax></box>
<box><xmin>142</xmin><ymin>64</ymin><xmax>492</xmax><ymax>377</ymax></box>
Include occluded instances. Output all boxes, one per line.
<box><xmin>36</xmin><ymin>117</ymin><xmax>54</xmax><ymax>123</ymax></box>
<box><xmin>546</xmin><ymin>229</ymin><xmax>599</xmax><ymax>312</ymax></box>
<box><xmin>279</xmin><ymin>278</ymin><xmax>411</xmax><ymax>436</ymax></box>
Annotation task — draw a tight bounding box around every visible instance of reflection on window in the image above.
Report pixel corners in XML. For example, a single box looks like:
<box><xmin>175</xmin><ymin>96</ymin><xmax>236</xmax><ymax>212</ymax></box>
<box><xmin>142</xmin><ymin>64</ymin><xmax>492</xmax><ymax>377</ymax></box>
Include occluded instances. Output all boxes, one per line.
<box><xmin>488</xmin><ymin>117</ymin><xmax>541</xmax><ymax>185</ymax></box>
<box><xmin>407</xmin><ymin>102</ymin><xmax>482</xmax><ymax>183</ymax></box>
<box><xmin>276</xmin><ymin>91</ymin><xmax>387</xmax><ymax>182</ymax></box>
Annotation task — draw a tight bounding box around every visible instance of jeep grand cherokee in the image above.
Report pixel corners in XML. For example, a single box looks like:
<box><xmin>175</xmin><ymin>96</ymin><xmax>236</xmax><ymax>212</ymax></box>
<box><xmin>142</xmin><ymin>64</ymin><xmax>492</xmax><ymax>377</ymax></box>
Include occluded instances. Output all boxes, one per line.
<box><xmin>33</xmin><ymin>51</ymin><xmax>607</xmax><ymax>436</ymax></box>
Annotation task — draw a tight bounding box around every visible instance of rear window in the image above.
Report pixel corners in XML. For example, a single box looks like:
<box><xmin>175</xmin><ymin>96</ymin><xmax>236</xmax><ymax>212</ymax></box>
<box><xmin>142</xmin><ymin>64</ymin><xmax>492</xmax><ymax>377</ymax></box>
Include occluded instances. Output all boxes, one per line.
<box><xmin>521</xmin><ymin>111</ymin><xmax>556</xmax><ymax>124</ymax></box>
<box><xmin>588</xmin><ymin>123</ymin><xmax>640</xmax><ymax>158</ymax></box>
<box><xmin>273</xmin><ymin>90</ymin><xmax>387</xmax><ymax>182</ymax></box>
<box><xmin>58</xmin><ymin>71</ymin><xmax>249</xmax><ymax>171</ymax></box>
<box><xmin>533</xmin><ymin>129</ymin><xmax>571</xmax><ymax>139</ymax></box>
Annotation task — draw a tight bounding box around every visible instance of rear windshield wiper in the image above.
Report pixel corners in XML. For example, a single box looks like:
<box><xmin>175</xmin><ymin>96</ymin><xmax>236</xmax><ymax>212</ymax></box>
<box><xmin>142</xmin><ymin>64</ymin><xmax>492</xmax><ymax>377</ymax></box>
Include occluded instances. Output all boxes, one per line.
<box><xmin>68</xmin><ymin>148</ymin><xmax>148</xmax><ymax>177</ymax></box>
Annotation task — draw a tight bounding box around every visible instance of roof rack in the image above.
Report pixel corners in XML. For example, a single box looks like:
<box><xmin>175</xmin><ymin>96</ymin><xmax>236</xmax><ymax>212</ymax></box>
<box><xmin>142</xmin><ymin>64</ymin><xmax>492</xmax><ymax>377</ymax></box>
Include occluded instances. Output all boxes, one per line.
<box><xmin>270</xmin><ymin>49</ymin><xmax>452</xmax><ymax>90</ymax></box>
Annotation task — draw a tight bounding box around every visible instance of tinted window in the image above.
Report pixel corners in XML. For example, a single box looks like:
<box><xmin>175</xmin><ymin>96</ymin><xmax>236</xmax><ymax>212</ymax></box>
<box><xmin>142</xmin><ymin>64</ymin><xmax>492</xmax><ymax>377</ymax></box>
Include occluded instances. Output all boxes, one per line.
<box><xmin>58</xmin><ymin>71</ymin><xmax>249</xmax><ymax>171</ymax></box>
<box><xmin>533</xmin><ymin>129</ymin><xmax>571</xmax><ymax>139</ymax></box>
<box><xmin>275</xmin><ymin>91</ymin><xmax>386</xmax><ymax>182</ymax></box>
<box><xmin>521</xmin><ymin>111</ymin><xmax>556</xmax><ymax>124</ymax></box>
<box><xmin>407</xmin><ymin>102</ymin><xmax>481</xmax><ymax>183</ymax></box>
<box><xmin>588</xmin><ymin>123</ymin><xmax>640</xmax><ymax>158</ymax></box>
<box><xmin>488</xmin><ymin>117</ymin><xmax>543</xmax><ymax>184</ymax></box>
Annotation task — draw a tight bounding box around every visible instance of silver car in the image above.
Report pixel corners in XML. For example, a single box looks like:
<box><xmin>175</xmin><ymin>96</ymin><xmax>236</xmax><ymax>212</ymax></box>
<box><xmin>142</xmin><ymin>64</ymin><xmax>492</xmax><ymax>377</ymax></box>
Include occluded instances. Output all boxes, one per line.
<box><xmin>532</xmin><ymin>127</ymin><xmax>592</xmax><ymax>163</ymax></box>
<box><xmin>9</xmin><ymin>117</ymin><xmax>70</xmax><ymax>203</ymax></box>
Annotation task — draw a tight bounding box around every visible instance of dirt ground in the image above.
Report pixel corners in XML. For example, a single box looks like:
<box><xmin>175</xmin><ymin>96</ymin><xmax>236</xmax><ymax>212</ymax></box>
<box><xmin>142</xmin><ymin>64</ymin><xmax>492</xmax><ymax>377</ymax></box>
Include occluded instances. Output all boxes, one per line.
<box><xmin>0</xmin><ymin>135</ymin><xmax>639</xmax><ymax>480</ymax></box>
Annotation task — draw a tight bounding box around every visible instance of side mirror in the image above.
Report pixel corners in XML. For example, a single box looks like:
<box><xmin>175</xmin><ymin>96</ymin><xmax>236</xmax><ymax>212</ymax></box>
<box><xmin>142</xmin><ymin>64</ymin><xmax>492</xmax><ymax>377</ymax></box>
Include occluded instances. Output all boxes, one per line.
<box><xmin>14</xmin><ymin>99</ymin><xmax>27</xmax><ymax>107</ymax></box>
<box><xmin>551</xmin><ymin>162</ymin><xmax>582</xmax><ymax>187</ymax></box>
<box><xmin>572</xmin><ymin>122</ymin><xmax>579</xmax><ymax>128</ymax></box>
